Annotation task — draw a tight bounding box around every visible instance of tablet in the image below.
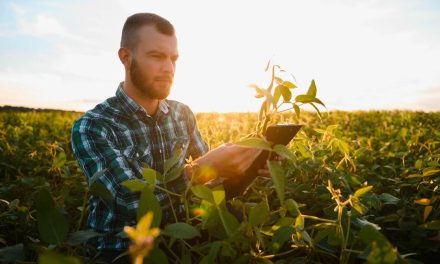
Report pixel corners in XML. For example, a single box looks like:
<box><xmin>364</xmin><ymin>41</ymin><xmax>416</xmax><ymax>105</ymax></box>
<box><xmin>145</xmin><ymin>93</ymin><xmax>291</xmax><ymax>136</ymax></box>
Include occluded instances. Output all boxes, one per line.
<box><xmin>224</xmin><ymin>124</ymin><xmax>302</xmax><ymax>199</ymax></box>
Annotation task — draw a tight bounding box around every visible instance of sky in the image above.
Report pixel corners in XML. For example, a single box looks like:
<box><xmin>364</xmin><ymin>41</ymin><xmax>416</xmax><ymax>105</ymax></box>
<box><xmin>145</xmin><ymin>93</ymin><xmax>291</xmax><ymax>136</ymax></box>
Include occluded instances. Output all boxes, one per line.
<box><xmin>0</xmin><ymin>0</ymin><xmax>439</xmax><ymax>112</ymax></box>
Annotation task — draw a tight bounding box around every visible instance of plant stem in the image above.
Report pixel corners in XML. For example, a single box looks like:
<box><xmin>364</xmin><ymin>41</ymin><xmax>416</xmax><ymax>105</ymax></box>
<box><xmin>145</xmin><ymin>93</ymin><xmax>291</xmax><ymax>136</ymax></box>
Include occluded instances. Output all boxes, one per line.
<box><xmin>344</xmin><ymin>210</ymin><xmax>352</xmax><ymax>262</ymax></box>
<box><xmin>277</xmin><ymin>107</ymin><xmax>294</xmax><ymax>113</ymax></box>
<box><xmin>344</xmin><ymin>249</ymin><xmax>363</xmax><ymax>254</ymax></box>
<box><xmin>154</xmin><ymin>185</ymin><xmax>182</xmax><ymax>197</ymax></box>
<box><xmin>181</xmin><ymin>240</ymin><xmax>204</xmax><ymax>257</ymax></box>
<box><xmin>159</xmin><ymin>236</ymin><xmax>181</xmax><ymax>263</ymax></box>
<box><xmin>261</xmin><ymin>248</ymin><xmax>297</xmax><ymax>259</ymax></box>
<box><xmin>184</xmin><ymin>186</ymin><xmax>190</xmax><ymax>224</ymax></box>
<box><xmin>163</xmin><ymin>183</ymin><xmax>178</xmax><ymax>223</ymax></box>
<box><xmin>76</xmin><ymin>189</ymin><xmax>89</xmax><ymax>231</ymax></box>
<box><xmin>302</xmin><ymin>215</ymin><xmax>337</xmax><ymax>223</ymax></box>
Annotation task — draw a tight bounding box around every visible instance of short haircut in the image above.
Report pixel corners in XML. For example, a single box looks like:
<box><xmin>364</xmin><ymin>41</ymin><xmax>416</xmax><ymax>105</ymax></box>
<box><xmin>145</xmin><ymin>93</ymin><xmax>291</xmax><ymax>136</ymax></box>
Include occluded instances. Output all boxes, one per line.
<box><xmin>120</xmin><ymin>13</ymin><xmax>175</xmax><ymax>50</ymax></box>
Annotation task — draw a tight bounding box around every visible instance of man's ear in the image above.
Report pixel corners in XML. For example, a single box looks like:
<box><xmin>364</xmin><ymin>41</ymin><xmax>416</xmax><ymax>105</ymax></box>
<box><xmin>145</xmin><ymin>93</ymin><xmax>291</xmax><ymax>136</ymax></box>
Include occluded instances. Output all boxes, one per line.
<box><xmin>118</xmin><ymin>47</ymin><xmax>132</xmax><ymax>70</ymax></box>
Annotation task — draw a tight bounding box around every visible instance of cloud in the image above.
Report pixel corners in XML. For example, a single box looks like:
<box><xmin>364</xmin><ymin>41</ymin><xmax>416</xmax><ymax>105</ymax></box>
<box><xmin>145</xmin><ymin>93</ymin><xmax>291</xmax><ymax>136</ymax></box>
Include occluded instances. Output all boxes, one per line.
<box><xmin>9</xmin><ymin>2</ymin><xmax>98</xmax><ymax>47</ymax></box>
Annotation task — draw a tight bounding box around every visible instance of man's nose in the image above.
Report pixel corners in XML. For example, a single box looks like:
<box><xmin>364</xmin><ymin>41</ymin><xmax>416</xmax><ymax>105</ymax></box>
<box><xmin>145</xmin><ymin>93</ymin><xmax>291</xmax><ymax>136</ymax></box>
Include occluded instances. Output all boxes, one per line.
<box><xmin>161</xmin><ymin>58</ymin><xmax>175</xmax><ymax>75</ymax></box>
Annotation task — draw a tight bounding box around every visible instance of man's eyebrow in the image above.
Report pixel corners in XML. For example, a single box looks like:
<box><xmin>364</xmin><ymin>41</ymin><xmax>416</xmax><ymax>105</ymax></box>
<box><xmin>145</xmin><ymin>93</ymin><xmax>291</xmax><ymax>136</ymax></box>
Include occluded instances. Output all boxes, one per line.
<box><xmin>146</xmin><ymin>50</ymin><xmax>179</xmax><ymax>60</ymax></box>
<box><xmin>146</xmin><ymin>50</ymin><xmax>179</xmax><ymax>58</ymax></box>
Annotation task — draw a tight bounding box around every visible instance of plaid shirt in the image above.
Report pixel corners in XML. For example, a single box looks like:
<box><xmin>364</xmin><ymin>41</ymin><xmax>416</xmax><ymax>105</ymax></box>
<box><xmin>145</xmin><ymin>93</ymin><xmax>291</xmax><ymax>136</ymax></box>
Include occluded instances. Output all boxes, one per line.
<box><xmin>71</xmin><ymin>83</ymin><xmax>209</xmax><ymax>250</ymax></box>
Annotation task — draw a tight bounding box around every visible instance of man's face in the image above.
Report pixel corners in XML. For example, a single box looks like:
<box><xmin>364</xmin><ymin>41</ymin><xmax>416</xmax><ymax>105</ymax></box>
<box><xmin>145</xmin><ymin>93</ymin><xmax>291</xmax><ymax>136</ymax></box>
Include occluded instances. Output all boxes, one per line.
<box><xmin>129</xmin><ymin>25</ymin><xmax>178</xmax><ymax>100</ymax></box>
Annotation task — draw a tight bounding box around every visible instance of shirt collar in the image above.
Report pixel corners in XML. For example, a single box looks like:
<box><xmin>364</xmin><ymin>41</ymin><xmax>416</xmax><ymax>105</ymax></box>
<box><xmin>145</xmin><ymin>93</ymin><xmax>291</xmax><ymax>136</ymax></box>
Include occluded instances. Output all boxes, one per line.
<box><xmin>116</xmin><ymin>82</ymin><xmax>170</xmax><ymax>119</ymax></box>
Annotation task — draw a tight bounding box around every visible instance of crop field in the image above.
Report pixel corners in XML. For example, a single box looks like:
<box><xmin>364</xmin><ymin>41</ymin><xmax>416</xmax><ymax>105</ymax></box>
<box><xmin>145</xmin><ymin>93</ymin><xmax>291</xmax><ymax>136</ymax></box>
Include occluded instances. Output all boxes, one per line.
<box><xmin>0</xmin><ymin>110</ymin><xmax>439</xmax><ymax>263</ymax></box>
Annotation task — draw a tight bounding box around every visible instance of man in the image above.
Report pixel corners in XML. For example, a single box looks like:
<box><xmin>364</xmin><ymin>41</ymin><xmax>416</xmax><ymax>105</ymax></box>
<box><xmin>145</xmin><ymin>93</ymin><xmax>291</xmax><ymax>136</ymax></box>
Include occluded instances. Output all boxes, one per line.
<box><xmin>71</xmin><ymin>13</ymin><xmax>265</xmax><ymax>262</ymax></box>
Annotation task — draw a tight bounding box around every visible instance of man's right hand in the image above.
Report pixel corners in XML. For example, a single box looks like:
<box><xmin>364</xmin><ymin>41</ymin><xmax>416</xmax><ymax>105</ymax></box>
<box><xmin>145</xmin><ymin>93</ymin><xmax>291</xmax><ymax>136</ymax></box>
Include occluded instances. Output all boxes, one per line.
<box><xmin>187</xmin><ymin>143</ymin><xmax>262</xmax><ymax>183</ymax></box>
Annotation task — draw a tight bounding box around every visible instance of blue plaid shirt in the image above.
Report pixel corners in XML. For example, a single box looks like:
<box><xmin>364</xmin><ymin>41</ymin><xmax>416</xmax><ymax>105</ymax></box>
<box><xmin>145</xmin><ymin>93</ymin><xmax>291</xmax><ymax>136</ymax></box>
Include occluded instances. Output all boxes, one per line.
<box><xmin>71</xmin><ymin>83</ymin><xmax>209</xmax><ymax>250</ymax></box>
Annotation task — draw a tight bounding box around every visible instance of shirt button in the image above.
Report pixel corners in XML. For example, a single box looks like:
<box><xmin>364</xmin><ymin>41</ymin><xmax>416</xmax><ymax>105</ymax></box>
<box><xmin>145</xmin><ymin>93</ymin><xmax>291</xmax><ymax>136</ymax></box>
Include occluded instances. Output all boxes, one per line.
<box><xmin>159</xmin><ymin>149</ymin><xmax>162</xmax><ymax>154</ymax></box>
<box><xmin>136</xmin><ymin>153</ymin><xmax>140</xmax><ymax>158</ymax></box>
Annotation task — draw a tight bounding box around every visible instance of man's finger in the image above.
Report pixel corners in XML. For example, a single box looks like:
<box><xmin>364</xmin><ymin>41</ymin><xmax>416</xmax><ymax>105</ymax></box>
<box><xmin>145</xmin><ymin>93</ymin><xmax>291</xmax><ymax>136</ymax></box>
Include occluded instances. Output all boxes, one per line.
<box><xmin>258</xmin><ymin>169</ymin><xmax>270</xmax><ymax>178</ymax></box>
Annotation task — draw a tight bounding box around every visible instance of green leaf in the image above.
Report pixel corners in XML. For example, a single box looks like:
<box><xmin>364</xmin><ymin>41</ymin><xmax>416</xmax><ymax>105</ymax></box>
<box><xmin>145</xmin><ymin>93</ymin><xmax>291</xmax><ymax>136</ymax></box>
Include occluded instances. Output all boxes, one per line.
<box><xmin>378</xmin><ymin>193</ymin><xmax>400</xmax><ymax>205</ymax></box>
<box><xmin>254</xmin><ymin>227</ymin><xmax>267</xmax><ymax>250</ymax></box>
<box><xmin>212</xmin><ymin>186</ymin><xmax>225</xmax><ymax>206</ymax></box>
<box><xmin>163</xmin><ymin>223</ymin><xmax>201</xmax><ymax>239</ymax></box>
<box><xmin>295</xmin><ymin>142</ymin><xmax>312</xmax><ymax>158</ymax></box>
<box><xmin>53</xmin><ymin>151</ymin><xmax>66</xmax><ymax>168</ymax></box>
<box><xmin>142</xmin><ymin>168</ymin><xmax>158</xmax><ymax>185</ymax></box>
<box><xmin>351</xmin><ymin>196</ymin><xmax>368</xmax><ymax>215</ymax></box>
<box><xmin>248</xmin><ymin>84</ymin><xmax>266</xmax><ymax>98</ymax></box>
<box><xmin>236</xmin><ymin>137</ymin><xmax>272</xmax><ymax>151</ymax></box>
<box><xmin>89</xmin><ymin>182</ymin><xmax>113</xmax><ymax>200</ymax></box>
<box><xmin>137</xmin><ymin>187</ymin><xmax>162</xmax><ymax>227</ymax></box>
<box><xmin>422</xmin><ymin>168</ymin><xmax>440</xmax><ymax>177</ymax></box>
<box><xmin>295</xmin><ymin>94</ymin><xmax>325</xmax><ymax>106</ymax></box>
<box><xmin>270</xmin><ymin>226</ymin><xmax>294</xmax><ymax>253</ymax></box>
<box><xmin>181</xmin><ymin>254</ymin><xmax>191</xmax><ymax>264</ymax></box>
<box><xmin>338</xmin><ymin>140</ymin><xmax>350</xmax><ymax>154</ymax></box>
<box><xmin>164</xmin><ymin>148</ymin><xmax>183</xmax><ymax>174</ymax></box>
<box><xmin>300</xmin><ymin>230</ymin><xmax>313</xmax><ymax>246</ymax></box>
<box><xmin>164</xmin><ymin>165</ymin><xmax>184</xmax><ymax>183</ymax></box>
<box><xmin>355</xmin><ymin>218</ymin><xmax>381</xmax><ymax>230</ymax></box>
<box><xmin>200</xmin><ymin>241</ymin><xmax>221</xmax><ymax>264</ymax></box>
<box><xmin>217</xmin><ymin>205</ymin><xmax>239</xmax><ymax>237</ymax></box>
<box><xmin>310</xmin><ymin>102</ymin><xmax>323</xmax><ymax>120</ymax></box>
<box><xmin>268</xmin><ymin>160</ymin><xmax>285</xmax><ymax>204</ymax></box>
<box><xmin>34</xmin><ymin>189</ymin><xmax>69</xmax><ymax>245</ymax></box>
<box><xmin>201</xmin><ymin>204</ymin><xmax>220</xmax><ymax>230</ymax></box>
<box><xmin>39</xmin><ymin>251</ymin><xmax>81</xmax><ymax>264</ymax></box>
<box><xmin>354</xmin><ymin>186</ymin><xmax>373</xmax><ymax>198</ymax></box>
<box><xmin>67</xmin><ymin>230</ymin><xmax>103</xmax><ymax>246</ymax></box>
<box><xmin>145</xmin><ymin>248</ymin><xmax>169</xmax><ymax>264</ymax></box>
<box><xmin>280</xmin><ymin>85</ymin><xmax>292</xmax><ymax>102</ymax></box>
<box><xmin>282</xmin><ymin>81</ymin><xmax>297</xmax><ymax>89</ymax></box>
<box><xmin>121</xmin><ymin>179</ymin><xmax>146</xmax><ymax>192</ymax></box>
<box><xmin>307</xmin><ymin>79</ymin><xmax>317</xmax><ymax>97</ymax></box>
<box><xmin>191</xmin><ymin>185</ymin><xmax>214</xmax><ymax>203</ymax></box>
<box><xmin>295</xmin><ymin>215</ymin><xmax>305</xmax><ymax>231</ymax></box>
<box><xmin>419</xmin><ymin>220</ymin><xmax>440</xmax><ymax>230</ymax></box>
<box><xmin>415</xmin><ymin>159</ymin><xmax>423</xmax><ymax>169</ymax></box>
<box><xmin>271</xmin><ymin>217</ymin><xmax>295</xmax><ymax>233</ymax></box>
<box><xmin>293</xmin><ymin>103</ymin><xmax>300</xmax><ymax>119</ymax></box>
<box><xmin>273</xmin><ymin>144</ymin><xmax>296</xmax><ymax>161</ymax></box>
<box><xmin>249</xmin><ymin>201</ymin><xmax>269</xmax><ymax>227</ymax></box>
<box><xmin>359</xmin><ymin>224</ymin><xmax>397</xmax><ymax>264</ymax></box>
<box><xmin>284</xmin><ymin>199</ymin><xmax>300</xmax><ymax>217</ymax></box>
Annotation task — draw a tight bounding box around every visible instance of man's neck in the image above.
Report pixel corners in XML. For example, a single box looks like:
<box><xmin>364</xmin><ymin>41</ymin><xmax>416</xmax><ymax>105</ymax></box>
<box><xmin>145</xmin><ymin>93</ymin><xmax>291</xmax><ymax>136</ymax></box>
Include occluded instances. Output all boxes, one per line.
<box><xmin>122</xmin><ymin>81</ymin><xmax>159</xmax><ymax>116</ymax></box>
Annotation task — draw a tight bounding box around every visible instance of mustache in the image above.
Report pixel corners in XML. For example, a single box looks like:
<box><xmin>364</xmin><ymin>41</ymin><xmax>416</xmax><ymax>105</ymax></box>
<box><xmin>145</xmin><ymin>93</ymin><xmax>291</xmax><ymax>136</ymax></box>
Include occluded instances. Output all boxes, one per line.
<box><xmin>155</xmin><ymin>76</ymin><xmax>173</xmax><ymax>82</ymax></box>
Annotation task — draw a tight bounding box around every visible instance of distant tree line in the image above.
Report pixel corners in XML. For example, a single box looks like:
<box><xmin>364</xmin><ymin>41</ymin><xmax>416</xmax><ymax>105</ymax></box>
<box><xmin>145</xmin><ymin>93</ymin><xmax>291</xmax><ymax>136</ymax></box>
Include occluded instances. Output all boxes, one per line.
<box><xmin>0</xmin><ymin>105</ymin><xmax>80</xmax><ymax>113</ymax></box>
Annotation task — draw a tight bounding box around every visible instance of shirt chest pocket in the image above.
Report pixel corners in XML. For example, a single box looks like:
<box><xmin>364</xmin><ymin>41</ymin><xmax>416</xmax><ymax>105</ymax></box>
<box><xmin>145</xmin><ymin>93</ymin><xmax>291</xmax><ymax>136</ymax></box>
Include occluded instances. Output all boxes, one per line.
<box><xmin>122</xmin><ymin>145</ymin><xmax>153</xmax><ymax>171</ymax></box>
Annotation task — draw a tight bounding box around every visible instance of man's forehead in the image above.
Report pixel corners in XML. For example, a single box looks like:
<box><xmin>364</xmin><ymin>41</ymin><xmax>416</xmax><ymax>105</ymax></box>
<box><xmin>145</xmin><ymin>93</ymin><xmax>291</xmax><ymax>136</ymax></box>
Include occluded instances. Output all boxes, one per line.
<box><xmin>136</xmin><ymin>25</ymin><xmax>178</xmax><ymax>53</ymax></box>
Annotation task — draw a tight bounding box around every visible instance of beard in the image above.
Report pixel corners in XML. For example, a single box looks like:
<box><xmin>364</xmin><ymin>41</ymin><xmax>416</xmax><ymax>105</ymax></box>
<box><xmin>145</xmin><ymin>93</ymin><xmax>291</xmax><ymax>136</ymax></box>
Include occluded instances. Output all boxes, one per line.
<box><xmin>129</xmin><ymin>58</ymin><xmax>172</xmax><ymax>100</ymax></box>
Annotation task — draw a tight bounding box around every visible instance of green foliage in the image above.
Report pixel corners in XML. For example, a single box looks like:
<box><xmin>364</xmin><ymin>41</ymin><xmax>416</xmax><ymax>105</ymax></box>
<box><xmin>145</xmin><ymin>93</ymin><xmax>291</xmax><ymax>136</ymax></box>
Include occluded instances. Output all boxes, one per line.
<box><xmin>34</xmin><ymin>188</ymin><xmax>69</xmax><ymax>245</ymax></box>
<box><xmin>0</xmin><ymin>110</ymin><xmax>439</xmax><ymax>263</ymax></box>
<box><xmin>137</xmin><ymin>187</ymin><xmax>162</xmax><ymax>227</ymax></box>
<box><xmin>162</xmin><ymin>223</ymin><xmax>200</xmax><ymax>239</ymax></box>
<box><xmin>249</xmin><ymin>62</ymin><xmax>325</xmax><ymax>135</ymax></box>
